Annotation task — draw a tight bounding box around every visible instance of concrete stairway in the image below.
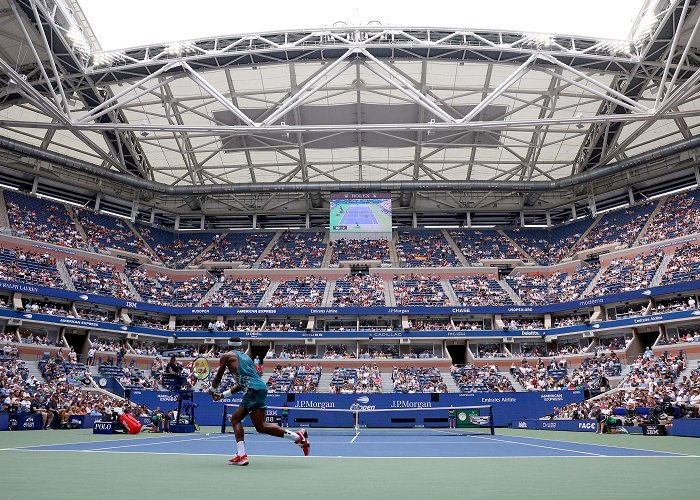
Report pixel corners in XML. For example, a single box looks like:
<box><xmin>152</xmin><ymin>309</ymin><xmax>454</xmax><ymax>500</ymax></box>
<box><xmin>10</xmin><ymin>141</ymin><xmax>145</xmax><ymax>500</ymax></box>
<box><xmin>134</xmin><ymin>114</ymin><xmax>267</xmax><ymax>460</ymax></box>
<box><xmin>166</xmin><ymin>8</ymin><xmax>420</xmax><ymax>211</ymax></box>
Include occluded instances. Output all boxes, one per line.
<box><xmin>198</xmin><ymin>280</ymin><xmax>223</xmax><ymax>305</ymax></box>
<box><xmin>56</xmin><ymin>260</ymin><xmax>77</xmax><ymax>291</ymax></box>
<box><xmin>119</xmin><ymin>271</ymin><xmax>143</xmax><ymax>301</ymax></box>
<box><xmin>503</xmin><ymin>371</ymin><xmax>521</xmax><ymax>390</ymax></box>
<box><xmin>442</xmin><ymin>229</ymin><xmax>469</xmax><ymax>266</ymax></box>
<box><xmin>381</xmin><ymin>371</ymin><xmax>395</xmax><ymax>393</ymax></box>
<box><xmin>498</xmin><ymin>229</ymin><xmax>534</xmax><ymax>262</ymax></box>
<box><xmin>258</xmin><ymin>280</ymin><xmax>281</xmax><ymax>306</ymax></box>
<box><xmin>65</xmin><ymin>206</ymin><xmax>90</xmax><ymax>249</ymax></box>
<box><xmin>124</xmin><ymin>220</ymin><xmax>161</xmax><ymax>263</ymax></box>
<box><xmin>28</xmin><ymin>360</ymin><xmax>45</xmax><ymax>382</ymax></box>
<box><xmin>254</xmin><ymin>230</ymin><xmax>283</xmax><ymax>268</ymax></box>
<box><xmin>634</xmin><ymin>198</ymin><xmax>666</xmax><ymax>246</ymax></box>
<box><xmin>499</xmin><ymin>279</ymin><xmax>523</xmax><ymax>305</ymax></box>
<box><xmin>316</xmin><ymin>370</ymin><xmax>335</xmax><ymax>393</ymax></box>
<box><xmin>568</xmin><ymin>214</ymin><xmax>602</xmax><ymax>258</ymax></box>
<box><xmin>384</xmin><ymin>278</ymin><xmax>396</xmax><ymax>307</ymax></box>
<box><xmin>442</xmin><ymin>371</ymin><xmax>461</xmax><ymax>393</ymax></box>
<box><xmin>190</xmin><ymin>233</ymin><xmax>228</xmax><ymax>266</ymax></box>
<box><xmin>322</xmin><ymin>237</ymin><xmax>334</xmax><ymax>266</ymax></box>
<box><xmin>441</xmin><ymin>279</ymin><xmax>459</xmax><ymax>306</ymax></box>
<box><xmin>650</xmin><ymin>252</ymin><xmax>673</xmax><ymax>287</ymax></box>
<box><xmin>0</xmin><ymin>190</ymin><xmax>10</xmax><ymax>229</ymax></box>
<box><xmin>581</xmin><ymin>265</ymin><xmax>606</xmax><ymax>297</ymax></box>
<box><xmin>388</xmin><ymin>232</ymin><xmax>399</xmax><ymax>266</ymax></box>
<box><xmin>322</xmin><ymin>279</ymin><xmax>336</xmax><ymax>306</ymax></box>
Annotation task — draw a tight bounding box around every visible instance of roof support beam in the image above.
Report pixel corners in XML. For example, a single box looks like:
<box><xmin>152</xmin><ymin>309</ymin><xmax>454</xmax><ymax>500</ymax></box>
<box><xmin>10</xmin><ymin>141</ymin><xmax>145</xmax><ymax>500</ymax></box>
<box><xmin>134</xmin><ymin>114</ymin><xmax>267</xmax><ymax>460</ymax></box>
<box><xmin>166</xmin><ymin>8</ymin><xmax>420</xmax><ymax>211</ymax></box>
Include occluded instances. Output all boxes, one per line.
<box><xmin>460</xmin><ymin>54</ymin><xmax>536</xmax><ymax>123</ymax></box>
<box><xmin>260</xmin><ymin>48</ymin><xmax>357</xmax><ymax>126</ymax></box>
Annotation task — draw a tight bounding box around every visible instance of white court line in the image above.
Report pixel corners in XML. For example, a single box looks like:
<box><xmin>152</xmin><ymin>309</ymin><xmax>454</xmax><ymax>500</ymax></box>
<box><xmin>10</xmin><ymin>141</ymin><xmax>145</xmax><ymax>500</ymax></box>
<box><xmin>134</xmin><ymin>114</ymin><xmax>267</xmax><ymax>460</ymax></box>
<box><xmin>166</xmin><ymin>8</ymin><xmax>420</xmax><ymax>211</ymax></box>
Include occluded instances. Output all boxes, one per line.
<box><xmin>501</xmin><ymin>433</ymin><xmax>695</xmax><ymax>457</ymax></box>
<box><xmin>1</xmin><ymin>433</ymin><xmax>202</xmax><ymax>451</ymax></box>
<box><xmin>1</xmin><ymin>448</ymin><xmax>696</xmax><ymax>460</ymax></box>
<box><xmin>350</xmin><ymin>432</ymin><xmax>360</xmax><ymax>444</ymax></box>
<box><xmin>472</xmin><ymin>435</ymin><xmax>603</xmax><ymax>456</ymax></box>
<box><xmin>91</xmin><ymin>435</ymin><xmax>214</xmax><ymax>451</ymax></box>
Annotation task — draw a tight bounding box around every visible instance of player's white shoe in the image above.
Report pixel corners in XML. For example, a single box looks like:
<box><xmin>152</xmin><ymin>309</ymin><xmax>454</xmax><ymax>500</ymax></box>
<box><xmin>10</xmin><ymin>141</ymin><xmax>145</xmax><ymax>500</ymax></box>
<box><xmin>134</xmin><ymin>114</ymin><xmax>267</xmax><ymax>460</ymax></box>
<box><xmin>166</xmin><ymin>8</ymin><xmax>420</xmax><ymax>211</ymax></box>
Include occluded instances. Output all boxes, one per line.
<box><xmin>229</xmin><ymin>454</ymin><xmax>249</xmax><ymax>466</ymax></box>
<box><xmin>296</xmin><ymin>430</ymin><xmax>310</xmax><ymax>456</ymax></box>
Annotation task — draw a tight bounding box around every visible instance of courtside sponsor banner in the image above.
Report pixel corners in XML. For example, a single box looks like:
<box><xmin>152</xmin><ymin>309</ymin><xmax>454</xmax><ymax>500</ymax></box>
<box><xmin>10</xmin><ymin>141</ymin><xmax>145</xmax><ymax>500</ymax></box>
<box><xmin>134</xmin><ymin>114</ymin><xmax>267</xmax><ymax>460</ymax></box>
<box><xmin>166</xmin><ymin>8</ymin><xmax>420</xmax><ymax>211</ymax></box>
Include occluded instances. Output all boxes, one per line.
<box><xmin>1</xmin><ymin>278</ymin><xmax>699</xmax><ymax>316</ymax></box>
<box><xmin>536</xmin><ymin>420</ymin><xmax>598</xmax><ymax>432</ymax></box>
<box><xmin>128</xmin><ymin>390</ymin><xmax>584</xmax><ymax>427</ymax></box>
<box><xmin>2</xmin><ymin>307</ymin><xmax>699</xmax><ymax>339</ymax></box>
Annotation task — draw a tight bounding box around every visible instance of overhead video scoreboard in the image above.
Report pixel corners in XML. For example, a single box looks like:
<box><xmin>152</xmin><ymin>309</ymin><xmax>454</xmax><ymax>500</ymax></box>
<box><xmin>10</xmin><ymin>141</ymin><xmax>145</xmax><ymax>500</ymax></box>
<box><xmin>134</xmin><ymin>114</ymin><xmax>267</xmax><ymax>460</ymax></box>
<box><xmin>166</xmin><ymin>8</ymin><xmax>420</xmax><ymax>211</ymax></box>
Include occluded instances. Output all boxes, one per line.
<box><xmin>330</xmin><ymin>192</ymin><xmax>392</xmax><ymax>240</ymax></box>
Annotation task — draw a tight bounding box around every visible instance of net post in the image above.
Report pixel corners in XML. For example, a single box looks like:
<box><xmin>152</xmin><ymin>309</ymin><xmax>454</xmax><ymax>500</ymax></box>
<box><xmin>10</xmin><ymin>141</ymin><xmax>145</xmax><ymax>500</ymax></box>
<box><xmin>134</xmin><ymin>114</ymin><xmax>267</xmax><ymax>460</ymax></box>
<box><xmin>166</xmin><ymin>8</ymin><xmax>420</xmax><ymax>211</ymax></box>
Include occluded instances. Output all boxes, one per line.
<box><xmin>489</xmin><ymin>405</ymin><xmax>495</xmax><ymax>435</ymax></box>
<box><xmin>221</xmin><ymin>404</ymin><xmax>228</xmax><ymax>434</ymax></box>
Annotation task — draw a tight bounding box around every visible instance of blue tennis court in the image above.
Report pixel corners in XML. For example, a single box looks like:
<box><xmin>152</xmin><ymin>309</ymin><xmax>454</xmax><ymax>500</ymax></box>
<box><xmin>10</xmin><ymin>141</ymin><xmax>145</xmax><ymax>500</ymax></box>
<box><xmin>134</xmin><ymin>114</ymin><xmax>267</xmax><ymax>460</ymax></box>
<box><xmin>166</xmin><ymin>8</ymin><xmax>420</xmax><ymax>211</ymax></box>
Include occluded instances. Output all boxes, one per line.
<box><xmin>7</xmin><ymin>430</ymin><xmax>691</xmax><ymax>459</ymax></box>
<box><xmin>339</xmin><ymin>205</ymin><xmax>378</xmax><ymax>226</ymax></box>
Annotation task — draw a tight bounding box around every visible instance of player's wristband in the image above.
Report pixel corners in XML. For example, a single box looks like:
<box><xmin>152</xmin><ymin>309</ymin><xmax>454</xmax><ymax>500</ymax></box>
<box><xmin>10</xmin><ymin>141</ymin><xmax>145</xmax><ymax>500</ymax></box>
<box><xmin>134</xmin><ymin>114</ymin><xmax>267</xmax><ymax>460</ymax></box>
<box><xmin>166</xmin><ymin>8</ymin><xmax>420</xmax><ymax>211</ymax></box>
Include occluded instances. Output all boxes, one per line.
<box><xmin>221</xmin><ymin>389</ymin><xmax>233</xmax><ymax>398</ymax></box>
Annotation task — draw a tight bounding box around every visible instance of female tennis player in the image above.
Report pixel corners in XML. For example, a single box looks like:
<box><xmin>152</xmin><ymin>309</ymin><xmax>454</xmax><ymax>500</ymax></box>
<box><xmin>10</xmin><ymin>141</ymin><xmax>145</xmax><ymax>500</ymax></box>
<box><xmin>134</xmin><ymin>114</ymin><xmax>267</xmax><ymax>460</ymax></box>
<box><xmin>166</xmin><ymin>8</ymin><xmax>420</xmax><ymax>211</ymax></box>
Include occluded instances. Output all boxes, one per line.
<box><xmin>209</xmin><ymin>336</ymin><xmax>310</xmax><ymax>466</ymax></box>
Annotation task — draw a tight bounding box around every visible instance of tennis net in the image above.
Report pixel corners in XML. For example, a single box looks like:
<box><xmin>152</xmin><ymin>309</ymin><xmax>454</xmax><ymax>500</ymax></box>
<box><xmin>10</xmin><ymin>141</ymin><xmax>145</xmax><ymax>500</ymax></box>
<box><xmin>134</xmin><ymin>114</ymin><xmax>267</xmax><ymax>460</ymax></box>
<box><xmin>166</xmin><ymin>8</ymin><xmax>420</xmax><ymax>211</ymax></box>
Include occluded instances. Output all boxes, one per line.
<box><xmin>221</xmin><ymin>404</ymin><xmax>494</xmax><ymax>436</ymax></box>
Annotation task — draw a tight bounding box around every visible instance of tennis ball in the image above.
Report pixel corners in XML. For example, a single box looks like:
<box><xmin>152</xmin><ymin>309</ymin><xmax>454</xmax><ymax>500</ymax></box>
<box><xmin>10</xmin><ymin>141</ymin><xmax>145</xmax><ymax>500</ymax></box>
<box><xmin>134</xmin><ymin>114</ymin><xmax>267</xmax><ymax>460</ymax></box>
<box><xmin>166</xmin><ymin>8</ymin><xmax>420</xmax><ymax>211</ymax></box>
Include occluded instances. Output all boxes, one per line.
<box><xmin>205</xmin><ymin>433</ymin><xmax>210</xmax><ymax>437</ymax></box>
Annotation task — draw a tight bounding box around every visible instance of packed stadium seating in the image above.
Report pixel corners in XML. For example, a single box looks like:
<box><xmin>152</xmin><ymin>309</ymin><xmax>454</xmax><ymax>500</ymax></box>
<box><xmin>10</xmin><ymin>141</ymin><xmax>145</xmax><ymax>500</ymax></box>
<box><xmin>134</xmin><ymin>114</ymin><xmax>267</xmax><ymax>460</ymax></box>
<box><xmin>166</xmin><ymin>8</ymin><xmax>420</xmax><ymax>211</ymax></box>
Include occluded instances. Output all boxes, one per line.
<box><xmin>450</xmin><ymin>364</ymin><xmax>515</xmax><ymax>392</ymax></box>
<box><xmin>505</xmin><ymin>219</ymin><xmax>593</xmax><ymax>265</ymax></box>
<box><xmin>3</xmin><ymin>191</ymin><xmax>85</xmax><ymax>249</ymax></box>
<box><xmin>65</xmin><ymin>258</ymin><xmax>132</xmax><ymax>299</ymax></box>
<box><xmin>449</xmin><ymin>229</ymin><xmax>526</xmax><ymax>263</ymax></box>
<box><xmin>395</xmin><ymin>230</ymin><xmax>459</xmax><ymax>267</ymax></box>
<box><xmin>392</xmin><ymin>367</ymin><xmax>447</xmax><ymax>393</ymax></box>
<box><xmin>0</xmin><ymin>248</ymin><xmax>62</xmax><ymax>286</ymax></box>
<box><xmin>195</xmin><ymin>232</ymin><xmax>274</xmax><ymax>265</ymax></box>
<box><xmin>640</xmin><ymin>189</ymin><xmax>700</xmax><ymax>244</ymax></box>
<box><xmin>124</xmin><ymin>268</ymin><xmax>215</xmax><ymax>306</ymax></box>
<box><xmin>572</xmin><ymin>201</ymin><xmax>657</xmax><ymax>253</ymax></box>
<box><xmin>267</xmin><ymin>364</ymin><xmax>321</xmax><ymax>393</ymax></box>
<box><xmin>393</xmin><ymin>274</ymin><xmax>450</xmax><ymax>306</ymax></box>
<box><xmin>267</xmin><ymin>276</ymin><xmax>327</xmax><ymax>307</ymax></box>
<box><xmin>662</xmin><ymin>243</ymin><xmax>700</xmax><ymax>285</ymax></box>
<box><xmin>333</xmin><ymin>274</ymin><xmax>386</xmax><ymax>307</ymax></box>
<box><xmin>204</xmin><ymin>277</ymin><xmax>270</xmax><ymax>307</ymax></box>
<box><xmin>329</xmin><ymin>238</ymin><xmax>391</xmax><ymax>264</ymax></box>
<box><xmin>74</xmin><ymin>208</ymin><xmax>155</xmax><ymax>258</ymax></box>
<box><xmin>328</xmin><ymin>364</ymin><xmax>382</xmax><ymax>393</ymax></box>
<box><xmin>587</xmin><ymin>251</ymin><xmax>664</xmax><ymax>296</ymax></box>
<box><xmin>450</xmin><ymin>275</ymin><xmax>512</xmax><ymax>306</ymax></box>
<box><xmin>506</xmin><ymin>265</ymin><xmax>599</xmax><ymax>305</ymax></box>
<box><xmin>260</xmin><ymin>231</ymin><xmax>326</xmax><ymax>268</ymax></box>
<box><xmin>134</xmin><ymin>223</ymin><xmax>216</xmax><ymax>268</ymax></box>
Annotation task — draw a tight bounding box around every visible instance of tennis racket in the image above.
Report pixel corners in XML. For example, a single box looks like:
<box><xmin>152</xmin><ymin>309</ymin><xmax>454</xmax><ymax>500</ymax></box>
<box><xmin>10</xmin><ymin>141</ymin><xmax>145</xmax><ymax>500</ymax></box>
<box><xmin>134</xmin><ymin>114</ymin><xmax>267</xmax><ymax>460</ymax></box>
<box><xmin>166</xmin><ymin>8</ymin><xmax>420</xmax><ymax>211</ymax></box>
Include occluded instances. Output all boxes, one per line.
<box><xmin>192</xmin><ymin>355</ymin><xmax>212</xmax><ymax>381</ymax></box>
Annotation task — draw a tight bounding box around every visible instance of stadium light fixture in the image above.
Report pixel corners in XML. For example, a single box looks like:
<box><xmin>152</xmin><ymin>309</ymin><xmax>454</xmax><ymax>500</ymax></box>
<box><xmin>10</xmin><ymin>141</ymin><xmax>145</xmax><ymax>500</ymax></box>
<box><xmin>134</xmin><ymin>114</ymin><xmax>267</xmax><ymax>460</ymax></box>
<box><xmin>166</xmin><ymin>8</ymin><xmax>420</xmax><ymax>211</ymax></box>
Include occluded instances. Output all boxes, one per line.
<box><xmin>600</xmin><ymin>39</ymin><xmax>632</xmax><ymax>55</ymax></box>
<box><xmin>66</xmin><ymin>25</ymin><xmax>91</xmax><ymax>58</ymax></box>
<box><xmin>524</xmin><ymin>33</ymin><xmax>554</xmax><ymax>48</ymax></box>
<box><xmin>166</xmin><ymin>41</ymin><xmax>196</xmax><ymax>56</ymax></box>
<box><xmin>632</xmin><ymin>8</ymin><xmax>660</xmax><ymax>44</ymax></box>
<box><xmin>92</xmin><ymin>50</ymin><xmax>126</xmax><ymax>67</ymax></box>
<box><xmin>101</xmin><ymin>209</ymin><xmax>131</xmax><ymax>220</ymax></box>
<box><xmin>36</xmin><ymin>192</ymin><xmax>83</xmax><ymax>207</ymax></box>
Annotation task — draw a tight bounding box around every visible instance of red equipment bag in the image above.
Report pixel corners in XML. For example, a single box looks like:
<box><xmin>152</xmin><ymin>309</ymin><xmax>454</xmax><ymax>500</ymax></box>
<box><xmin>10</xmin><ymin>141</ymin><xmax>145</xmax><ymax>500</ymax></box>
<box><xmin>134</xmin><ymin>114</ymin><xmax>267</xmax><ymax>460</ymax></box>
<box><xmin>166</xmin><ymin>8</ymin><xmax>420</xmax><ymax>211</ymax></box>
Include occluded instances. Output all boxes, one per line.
<box><xmin>119</xmin><ymin>414</ymin><xmax>143</xmax><ymax>434</ymax></box>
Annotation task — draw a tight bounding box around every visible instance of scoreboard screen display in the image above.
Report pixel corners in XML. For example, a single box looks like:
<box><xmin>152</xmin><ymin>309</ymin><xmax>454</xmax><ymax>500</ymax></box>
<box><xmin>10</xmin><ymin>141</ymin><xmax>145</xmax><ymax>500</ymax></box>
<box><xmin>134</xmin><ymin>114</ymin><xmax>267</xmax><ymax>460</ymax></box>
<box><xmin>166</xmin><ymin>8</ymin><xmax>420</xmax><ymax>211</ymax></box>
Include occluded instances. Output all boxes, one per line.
<box><xmin>330</xmin><ymin>192</ymin><xmax>392</xmax><ymax>234</ymax></box>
